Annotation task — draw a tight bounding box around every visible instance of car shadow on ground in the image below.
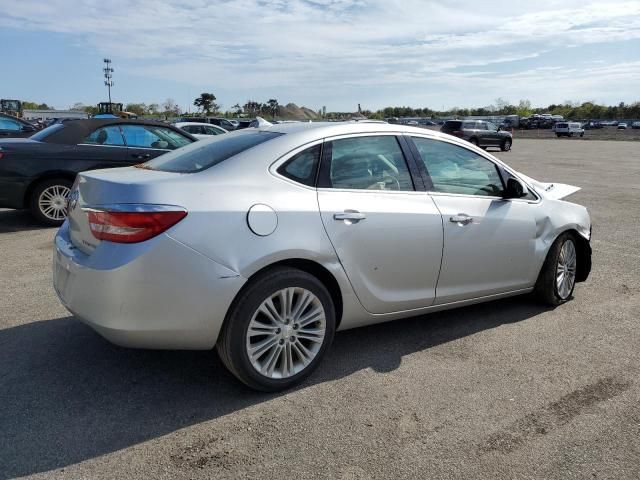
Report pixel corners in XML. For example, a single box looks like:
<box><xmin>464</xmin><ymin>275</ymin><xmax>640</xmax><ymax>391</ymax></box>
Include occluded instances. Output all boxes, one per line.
<box><xmin>0</xmin><ymin>297</ymin><xmax>550</xmax><ymax>478</ymax></box>
<box><xmin>0</xmin><ymin>209</ymin><xmax>52</xmax><ymax>234</ymax></box>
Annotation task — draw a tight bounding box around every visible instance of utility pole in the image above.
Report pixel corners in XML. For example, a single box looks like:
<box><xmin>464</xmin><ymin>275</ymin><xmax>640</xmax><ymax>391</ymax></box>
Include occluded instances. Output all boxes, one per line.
<box><xmin>103</xmin><ymin>58</ymin><xmax>114</xmax><ymax>103</ymax></box>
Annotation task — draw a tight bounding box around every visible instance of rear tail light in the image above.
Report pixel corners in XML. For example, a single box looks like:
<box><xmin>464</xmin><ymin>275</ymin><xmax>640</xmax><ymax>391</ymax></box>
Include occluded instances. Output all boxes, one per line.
<box><xmin>0</xmin><ymin>147</ymin><xmax>4</xmax><ymax>160</ymax></box>
<box><xmin>85</xmin><ymin>208</ymin><xmax>187</xmax><ymax>243</ymax></box>
<box><xmin>451</xmin><ymin>130</ymin><xmax>463</xmax><ymax>137</ymax></box>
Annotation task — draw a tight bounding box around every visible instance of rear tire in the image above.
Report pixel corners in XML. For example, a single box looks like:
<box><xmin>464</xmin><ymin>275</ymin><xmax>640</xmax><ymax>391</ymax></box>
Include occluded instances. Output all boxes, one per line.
<box><xmin>217</xmin><ymin>267</ymin><xmax>336</xmax><ymax>391</ymax></box>
<box><xmin>535</xmin><ymin>232</ymin><xmax>578</xmax><ymax>306</ymax></box>
<box><xmin>501</xmin><ymin>138</ymin><xmax>512</xmax><ymax>151</ymax></box>
<box><xmin>29</xmin><ymin>177</ymin><xmax>72</xmax><ymax>226</ymax></box>
<box><xmin>469</xmin><ymin>137</ymin><xmax>478</xmax><ymax>146</ymax></box>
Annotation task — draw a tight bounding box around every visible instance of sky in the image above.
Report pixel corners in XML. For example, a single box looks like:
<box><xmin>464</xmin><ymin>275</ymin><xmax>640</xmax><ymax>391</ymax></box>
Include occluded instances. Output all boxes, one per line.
<box><xmin>1</xmin><ymin>0</ymin><xmax>639</xmax><ymax>113</ymax></box>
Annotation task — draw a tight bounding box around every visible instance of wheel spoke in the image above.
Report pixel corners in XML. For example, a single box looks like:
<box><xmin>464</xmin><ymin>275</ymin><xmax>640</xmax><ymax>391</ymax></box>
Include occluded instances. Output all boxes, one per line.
<box><xmin>296</xmin><ymin>328</ymin><xmax>325</xmax><ymax>343</ymax></box>
<box><xmin>291</xmin><ymin>290</ymin><xmax>313</xmax><ymax>321</ymax></box>
<box><xmin>258</xmin><ymin>298</ymin><xmax>283</xmax><ymax>325</ymax></box>
<box><xmin>261</xmin><ymin>344</ymin><xmax>282</xmax><ymax>376</ymax></box>
<box><xmin>292</xmin><ymin>341</ymin><xmax>313</xmax><ymax>366</ymax></box>
<box><xmin>298</xmin><ymin>306</ymin><xmax>324</xmax><ymax>327</ymax></box>
<box><xmin>249</xmin><ymin>335</ymin><xmax>279</xmax><ymax>361</ymax></box>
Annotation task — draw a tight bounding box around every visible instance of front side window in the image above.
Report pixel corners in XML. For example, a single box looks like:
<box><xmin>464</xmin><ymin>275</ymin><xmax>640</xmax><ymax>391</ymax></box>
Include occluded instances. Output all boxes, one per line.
<box><xmin>121</xmin><ymin>125</ymin><xmax>191</xmax><ymax>150</ymax></box>
<box><xmin>83</xmin><ymin>126</ymin><xmax>125</xmax><ymax>145</ymax></box>
<box><xmin>486</xmin><ymin>122</ymin><xmax>497</xmax><ymax>131</ymax></box>
<box><xmin>277</xmin><ymin>144</ymin><xmax>321</xmax><ymax>187</ymax></box>
<box><xmin>182</xmin><ymin>125</ymin><xmax>203</xmax><ymax>135</ymax></box>
<box><xmin>412</xmin><ymin>137</ymin><xmax>504</xmax><ymax>197</ymax></box>
<box><xmin>0</xmin><ymin>118</ymin><xmax>21</xmax><ymax>130</ymax></box>
<box><xmin>321</xmin><ymin>136</ymin><xmax>414</xmax><ymax>191</ymax></box>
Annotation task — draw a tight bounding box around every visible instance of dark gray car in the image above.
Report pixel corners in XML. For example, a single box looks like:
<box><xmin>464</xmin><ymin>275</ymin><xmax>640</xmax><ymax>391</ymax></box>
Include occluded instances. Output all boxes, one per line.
<box><xmin>441</xmin><ymin>120</ymin><xmax>512</xmax><ymax>151</ymax></box>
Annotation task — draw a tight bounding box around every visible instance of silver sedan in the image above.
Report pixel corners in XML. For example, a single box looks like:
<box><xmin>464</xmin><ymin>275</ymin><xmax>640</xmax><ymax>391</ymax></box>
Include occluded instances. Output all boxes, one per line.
<box><xmin>53</xmin><ymin>122</ymin><xmax>592</xmax><ymax>391</ymax></box>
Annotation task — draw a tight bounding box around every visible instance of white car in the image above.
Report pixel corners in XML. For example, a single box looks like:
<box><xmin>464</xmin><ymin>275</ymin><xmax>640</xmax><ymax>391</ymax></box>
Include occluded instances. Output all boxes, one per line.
<box><xmin>617</xmin><ymin>123</ymin><xmax>628</xmax><ymax>130</ymax></box>
<box><xmin>554</xmin><ymin>122</ymin><xmax>584</xmax><ymax>138</ymax></box>
<box><xmin>54</xmin><ymin>122</ymin><xmax>592</xmax><ymax>391</ymax></box>
<box><xmin>175</xmin><ymin>122</ymin><xmax>227</xmax><ymax>139</ymax></box>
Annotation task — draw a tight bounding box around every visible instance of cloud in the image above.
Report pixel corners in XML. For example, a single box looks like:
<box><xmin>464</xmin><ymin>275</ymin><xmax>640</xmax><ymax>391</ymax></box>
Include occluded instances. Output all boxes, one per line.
<box><xmin>1</xmin><ymin>0</ymin><xmax>639</xmax><ymax>108</ymax></box>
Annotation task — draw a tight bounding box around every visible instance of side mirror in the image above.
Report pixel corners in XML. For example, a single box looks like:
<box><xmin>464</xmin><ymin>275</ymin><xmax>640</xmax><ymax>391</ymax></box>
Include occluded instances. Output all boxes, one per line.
<box><xmin>504</xmin><ymin>177</ymin><xmax>526</xmax><ymax>199</ymax></box>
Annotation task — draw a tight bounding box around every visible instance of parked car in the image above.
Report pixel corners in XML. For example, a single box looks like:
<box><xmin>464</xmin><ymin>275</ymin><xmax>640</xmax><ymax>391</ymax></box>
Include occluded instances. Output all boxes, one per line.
<box><xmin>0</xmin><ymin>112</ymin><xmax>39</xmax><ymax>138</ymax></box>
<box><xmin>632</xmin><ymin>121</ymin><xmax>640</xmax><ymax>129</ymax></box>
<box><xmin>175</xmin><ymin>122</ymin><xmax>227</xmax><ymax>139</ymax></box>
<box><xmin>53</xmin><ymin>122</ymin><xmax>591</xmax><ymax>391</ymax></box>
<box><xmin>554</xmin><ymin>122</ymin><xmax>584</xmax><ymax>137</ymax></box>
<box><xmin>441</xmin><ymin>120</ymin><xmax>513</xmax><ymax>151</ymax></box>
<box><xmin>0</xmin><ymin>119</ymin><xmax>195</xmax><ymax>225</ymax></box>
<box><xmin>617</xmin><ymin>123</ymin><xmax>628</xmax><ymax>129</ymax></box>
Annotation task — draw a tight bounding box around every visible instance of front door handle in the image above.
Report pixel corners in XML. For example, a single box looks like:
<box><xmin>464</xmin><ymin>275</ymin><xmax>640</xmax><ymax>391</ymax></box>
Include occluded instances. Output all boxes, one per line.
<box><xmin>132</xmin><ymin>153</ymin><xmax>151</xmax><ymax>159</ymax></box>
<box><xmin>450</xmin><ymin>214</ymin><xmax>473</xmax><ymax>225</ymax></box>
<box><xmin>334</xmin><ymin>210</ymin><xmax>366</xmax><ymax>223</ymax></box>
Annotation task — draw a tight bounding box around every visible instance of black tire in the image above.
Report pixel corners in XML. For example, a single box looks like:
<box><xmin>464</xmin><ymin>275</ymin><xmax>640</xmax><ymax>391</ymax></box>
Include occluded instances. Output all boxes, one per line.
<box><xmin>556</xmin><ymin>133</ymin><xmax>561</xmax><ymax>138</ymax></box>
<box><xmin>501</xmin><ymin>138</ymin><xmax>512</xmax><ymax>151</ymax></box>
<box><xmin>534</xmin><ymin>232</ymin><xmax>577</xmax><ymax>306</ymax></box>
<box><xmin>217</xmin><ymin>267</ymin><xmax>336</xmax><ymax>391</ymax></box>
<box><xmin>29</xmin><ymin>177</ymin><xmax>73</xmax><ymax>226</ymax></box>
<box><xmin>580</xmin><ymin>132</ymin><xmax>584</xmax><ymax>137</ymax></box>
<box><xmin>569</xmin><ymin>132</ymin><xmax>574</xmax><ymax>137</ymax></box>
<box><xmin>469</xmin><ymin>137</ymin><xmax>478</xmax><ymax>146</ymax></box>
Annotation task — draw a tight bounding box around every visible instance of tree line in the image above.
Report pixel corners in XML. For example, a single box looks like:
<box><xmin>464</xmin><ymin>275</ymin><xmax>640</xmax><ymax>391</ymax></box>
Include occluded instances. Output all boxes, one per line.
<box><xmin>21</xmin><ymin>96</ymin><xmax>640</xmax><ymax>120</ymax></box>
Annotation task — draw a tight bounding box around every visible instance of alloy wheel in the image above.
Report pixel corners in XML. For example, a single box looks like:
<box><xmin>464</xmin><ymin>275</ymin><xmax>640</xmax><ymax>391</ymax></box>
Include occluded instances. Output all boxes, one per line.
<box><xmin>556</xmin><ymin>239</ymin><xmax>577</xmax><ymax>299</ymax></box>
<box><xmin>38</xmin><ymin>185</ymin><xmax>70</xmax><ymax>221</ymax></box>
<box><xmin>246</xmin><ymin>287</ymin><xmax>326</xmax><ymax>379</ymax></box>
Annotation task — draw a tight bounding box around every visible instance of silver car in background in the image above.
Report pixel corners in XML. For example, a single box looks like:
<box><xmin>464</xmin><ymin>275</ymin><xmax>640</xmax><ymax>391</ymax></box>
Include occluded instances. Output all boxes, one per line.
<box><xmin>54</xmin><ymin>122</ymin><xmax>592</xmax><ymax>391</ymax></box>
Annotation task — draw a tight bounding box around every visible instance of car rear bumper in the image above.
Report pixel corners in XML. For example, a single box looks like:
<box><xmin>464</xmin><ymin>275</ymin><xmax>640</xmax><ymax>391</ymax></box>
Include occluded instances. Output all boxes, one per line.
<box><xmin>53</xmin><ymin>221</ymin><xmax>246</xmax><ymax>350</ymax></box>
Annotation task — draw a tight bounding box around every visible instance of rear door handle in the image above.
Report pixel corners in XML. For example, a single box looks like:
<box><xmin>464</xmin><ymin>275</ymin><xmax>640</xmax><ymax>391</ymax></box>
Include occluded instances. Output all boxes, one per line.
<box><xmin>450</xmin><ymin>214</ymin><xmax>473</xmax><ymax>225</ymax></box>
<box><xmin>132</xmin><ymin>153</ymin><xmax>151</xmax><ymax>159</ymax></box>
<box><xmin>334</xmin><ymin>211</ymin><xmax>366</xmax><ymax>223</ymax></box>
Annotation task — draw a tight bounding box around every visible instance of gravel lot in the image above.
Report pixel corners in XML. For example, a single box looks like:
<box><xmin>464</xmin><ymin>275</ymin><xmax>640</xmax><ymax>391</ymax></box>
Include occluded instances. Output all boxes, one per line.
<box><xmin>1</xmin><ymin>139</ymin><xmax>639</xmax><ymax>479</ymax></box>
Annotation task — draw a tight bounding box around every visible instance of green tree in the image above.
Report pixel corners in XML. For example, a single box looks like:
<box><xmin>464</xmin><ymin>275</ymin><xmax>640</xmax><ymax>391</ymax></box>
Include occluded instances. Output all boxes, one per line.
<box><xmin>266</xmin><ymin>99</ymin><xmax>279</xmax><ymax>119</ymax></box>
<box><xmin>125</xmin><ymin>103</ymin><xmax>147</xmax><ymax>116</ymax></box>
<box><xmin>193</xmin><ymin>93</ymin><xmax>217</xmax><ymax>115</ymax></box>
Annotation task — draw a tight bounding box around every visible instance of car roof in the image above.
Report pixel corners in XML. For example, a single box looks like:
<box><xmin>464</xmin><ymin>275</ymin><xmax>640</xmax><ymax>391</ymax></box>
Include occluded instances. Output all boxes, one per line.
<box><xmin>41</xmin><ymin>118</ymin><xmax>196</xmax><ymax>144</ymax></box>
<box><xmin>249</xmin><ymin>120</ymin><xmax>455</xmax><ymax>146</ymax></box>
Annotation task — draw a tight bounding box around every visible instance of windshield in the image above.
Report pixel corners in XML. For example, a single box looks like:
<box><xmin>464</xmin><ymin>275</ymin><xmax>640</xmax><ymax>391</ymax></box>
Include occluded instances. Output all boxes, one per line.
<box><xmin>30</xmin><ymin>124</ymin><xmax>65</xmax><ymax>141</ymax></box>
<box><xmin>143</xmin><ymin>130</ymin><xmax>282</xmax><ymax>172</ymax></box>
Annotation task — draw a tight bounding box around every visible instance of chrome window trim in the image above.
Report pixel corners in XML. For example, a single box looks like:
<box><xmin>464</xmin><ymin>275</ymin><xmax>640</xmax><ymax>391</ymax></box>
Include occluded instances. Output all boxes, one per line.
<box><xmin>77</xmin><ymin>143</ymin><xmax>170</xmax><ymax>152</ymax></box>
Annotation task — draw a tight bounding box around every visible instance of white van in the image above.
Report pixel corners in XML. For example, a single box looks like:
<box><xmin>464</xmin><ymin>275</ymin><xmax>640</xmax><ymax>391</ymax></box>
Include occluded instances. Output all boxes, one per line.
<box><xmin>554</xmin><ymin>122</ymin><xmax>584</xmax><ymax>137</ymax></box>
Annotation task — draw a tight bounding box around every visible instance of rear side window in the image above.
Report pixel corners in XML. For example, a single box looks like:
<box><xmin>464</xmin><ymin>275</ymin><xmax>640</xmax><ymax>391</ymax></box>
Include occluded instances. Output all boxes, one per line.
<box><xmin>144</xmin><ymin>131</ymin><xmax>282</xmax><ymax>173</ymax></box>
<box><xmin>462</xmin><ymin>121</ymin><xmax>476</xmax><ymax>129</ymax></box>
<box><xmin>442</xmin><ymin>121</ymin><xmax>462</xmax><ymax>131</ymax></box>
<box><xmin>277</xmin><ymin>144</ymin><xmax>321</xmax><ymax>187</ymax></box>
<box><xmin>83</xmin><ymin>126</ymin><xmax>125</xmax><ymax>145</ymax></box>
<box><xmin>30</xmin><ymin>124</ymin><xmax>64</xmax><ymax>141</ymax></box>
<box><xmin>319</xmin><ymin>135</ymin><xmax>414</xmax><ymax>191</ymax></box>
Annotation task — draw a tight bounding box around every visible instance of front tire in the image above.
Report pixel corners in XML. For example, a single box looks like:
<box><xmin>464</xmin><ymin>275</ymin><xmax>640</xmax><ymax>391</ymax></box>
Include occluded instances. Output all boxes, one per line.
<box><xmin>535</xmin><ymin>233</ymin><xmax>578</xmax><ymax>306</ymax></box>
<box><xmin>217</xmin><ymin>267</ymin><xmax>336</xmax><ymax>391</ymax></box>
<box><xmin>29</xmin><ymin>177</ymin><xmax>72</xmax><ymax>226</ymax></box>
<box><xmin>501</xmin><ymin>138</ymin><xmax>512</xmax><ymax>151</ymax></box>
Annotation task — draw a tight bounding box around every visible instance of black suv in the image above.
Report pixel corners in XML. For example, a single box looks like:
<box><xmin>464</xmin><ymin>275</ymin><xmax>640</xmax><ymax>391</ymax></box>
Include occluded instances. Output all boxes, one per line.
<box><xmin>441</xmin><ymin>120</ymin><xmax>512</xmax><ymax>151</ymax></box>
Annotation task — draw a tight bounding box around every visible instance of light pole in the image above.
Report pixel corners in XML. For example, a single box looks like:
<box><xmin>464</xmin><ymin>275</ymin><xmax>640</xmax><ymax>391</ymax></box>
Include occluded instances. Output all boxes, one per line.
<box><xmin>103</xmin><ymin>58</ymin><xmax>114</xmax><ymax>103</ymax></box>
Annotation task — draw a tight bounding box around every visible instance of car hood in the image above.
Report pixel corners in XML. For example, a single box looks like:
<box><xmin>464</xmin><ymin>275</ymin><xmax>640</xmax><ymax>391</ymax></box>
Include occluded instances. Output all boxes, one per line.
<box><xmin>518</xmin><ymin>173</ymin><xmax>581</xmax><ymax>200</ymax></box>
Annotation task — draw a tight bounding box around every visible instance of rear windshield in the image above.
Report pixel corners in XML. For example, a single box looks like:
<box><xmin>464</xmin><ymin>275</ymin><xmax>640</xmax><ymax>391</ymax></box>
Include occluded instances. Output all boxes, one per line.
<box><xmin>30</xmin><ymin>124</ymin><xmax>64</xmax><ymax>141</ymax></box>
<box><xmin>143</xmin><ymin>130</ymin><xmax>282</xmax><ymax>173</ymax></box>
<box><xmin>442</xmin><ymin>121</ymin><xmax>462</xmax><ymax>131</ymax></box>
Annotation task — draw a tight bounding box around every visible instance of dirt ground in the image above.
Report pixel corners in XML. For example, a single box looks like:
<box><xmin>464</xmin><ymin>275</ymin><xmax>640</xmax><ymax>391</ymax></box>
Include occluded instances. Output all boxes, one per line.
<box><xmin>1</xmin><ymin>139</ymin><xmax>639</xmax><ymax>479</ymax></box>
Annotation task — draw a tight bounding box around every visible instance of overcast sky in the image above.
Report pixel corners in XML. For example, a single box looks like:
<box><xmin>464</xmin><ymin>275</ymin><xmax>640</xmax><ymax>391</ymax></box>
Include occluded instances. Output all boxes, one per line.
<box><xmin>1</xmin><ymin>0</ymin><xmax>639</xmax><ymax>112</ymax></box>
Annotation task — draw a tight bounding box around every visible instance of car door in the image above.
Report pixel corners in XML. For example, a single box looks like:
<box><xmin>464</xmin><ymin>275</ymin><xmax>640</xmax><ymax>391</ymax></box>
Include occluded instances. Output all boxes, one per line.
<box><xmin>316</xmin><ymin>134</ymin><xmax>444</xmax><ymax>314</ymax></box>
<box><xmin>409</xmin><ymin>135</ymin><xmax>538</xmax><ymax>304</ymax></box>
<box><xmin>120</xmin><ymin>124</ymin><xmax>192</xmax><ymax>162</ymax></box>
<box><xmin>75</xmin><ymin>124</ymin><xmax>128</xmax><ymax>167</ymax></box>
<box><xmin>483</xmin><ymin>122</ymin><xmax>502</xmax><ymax>146</ymax></box>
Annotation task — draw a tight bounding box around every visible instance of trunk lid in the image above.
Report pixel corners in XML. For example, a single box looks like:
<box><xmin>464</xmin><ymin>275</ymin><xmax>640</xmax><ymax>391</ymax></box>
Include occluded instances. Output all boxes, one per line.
<box><xmin>68</xmin><ymin>166</ymin><xmax>188</xmax><ymax>254</ymax></box>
